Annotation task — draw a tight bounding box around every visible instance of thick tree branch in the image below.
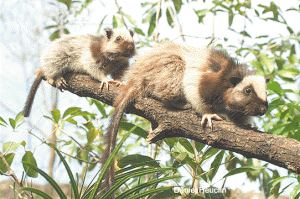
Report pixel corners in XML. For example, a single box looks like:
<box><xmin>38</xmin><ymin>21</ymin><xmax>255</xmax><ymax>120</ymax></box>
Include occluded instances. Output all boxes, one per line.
<box><xmin>58</xmin><ymin>73</ymin><xmax>300</xmax><ymax>174</ymax></box>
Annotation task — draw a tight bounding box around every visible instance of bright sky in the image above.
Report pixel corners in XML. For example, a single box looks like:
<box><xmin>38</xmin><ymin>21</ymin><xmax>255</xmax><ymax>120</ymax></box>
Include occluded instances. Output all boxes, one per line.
<box><xmin>1</xmin><ymin>0</ymin><xmax>299</xmax><ymax>196</ymax></box>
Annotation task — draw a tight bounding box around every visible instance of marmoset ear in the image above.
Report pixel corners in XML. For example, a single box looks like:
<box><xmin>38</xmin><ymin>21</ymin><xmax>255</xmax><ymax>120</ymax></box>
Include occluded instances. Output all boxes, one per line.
<box><xmin>105</xmin><ymin>27</ymin><xmax>113</xmax><ymax>39</ymax></box>
<box><xmin>230</xmin><ymin>76</ymin><xmax>242</xmax><ymax>86</ymax></box>
<box><xmin>129</xmin><ymin>29</ymin><xmax>134</xmax><ymax>37</ymax></box>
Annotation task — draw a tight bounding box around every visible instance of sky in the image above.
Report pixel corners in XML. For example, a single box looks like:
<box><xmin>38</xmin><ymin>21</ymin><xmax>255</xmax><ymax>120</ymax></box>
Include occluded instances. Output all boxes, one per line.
<box><xmin>1</xmin><ymin>0</ymin><xmax>300</xmax><ymax>197</ymax></box>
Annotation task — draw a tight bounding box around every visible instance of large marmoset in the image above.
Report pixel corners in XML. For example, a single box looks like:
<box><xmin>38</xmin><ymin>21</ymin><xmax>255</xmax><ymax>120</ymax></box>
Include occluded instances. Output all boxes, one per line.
<box><xmin>104</xmin><ymin>42</ymin><xmax>269</xmax><ymax>189</ymax></box>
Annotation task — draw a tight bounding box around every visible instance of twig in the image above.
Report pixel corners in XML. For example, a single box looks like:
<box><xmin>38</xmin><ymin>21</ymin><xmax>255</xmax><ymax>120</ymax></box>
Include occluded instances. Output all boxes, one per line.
<box><xmin>59</xmin><ymin>150</ymin><xmax>100</xmax><ymax>164</ymax></box>
<box><xmin>257</xmin><ymin>33</ymin><xmax>295</xmax><ymax>57</ymax></box>
<box><xmin>154</xmin><ymin>0</ymin><xmax>162</xmax><ymax>43</ymax></box>
<box><xmin>0</xmin><ymin>152</ymin><xmax>31</xmax><ymax>198</ymax></box>
<box><xmin>207</xmin><ymin>37</ymin><xmax>216</xmax><ymax>47</ymax></box>
<box><xmin>55</xmin><ymin>123</ymin><xmax>102</xmax><ymax>160</ymax></box>
<box><xmin>240</xmin><ymin>3</ymin><xmax>247</xmax><ymax>50</ymax></box>
<box><xmin>207</xmin><ymin>8</ymin><xmax>216</xmax><ymax>47</ymax></box>
<box><xmin>172</xmin><ymin>34</ymin><xmax>210</xmax><ymax>42</ymax></box>
<box><xmin>153</xmin><ymin>144</ymin><xmax>158</xmax><ymax>160</ymax></box>
<box><xmin>114</xmin><ymin>0</ymin><xmax>128</xmax><ymax>29</ymax></box>
<box><xmin>166</xmin><ymin>1</ymin><xmax>185</xmax><ymax>42</ymax></box>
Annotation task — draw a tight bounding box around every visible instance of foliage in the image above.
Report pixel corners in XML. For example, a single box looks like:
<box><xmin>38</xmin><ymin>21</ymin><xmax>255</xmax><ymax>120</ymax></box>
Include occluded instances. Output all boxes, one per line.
<box><xmin>1</xmin><ymin>0</ymin><xmax>300</xmax><ymax>198</ymax></box>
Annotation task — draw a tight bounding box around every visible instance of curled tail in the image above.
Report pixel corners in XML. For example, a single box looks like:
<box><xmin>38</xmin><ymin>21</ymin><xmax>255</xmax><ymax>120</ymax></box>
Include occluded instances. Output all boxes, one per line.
<box><xmin>23</xmin><ymin>70</ymin><xmax>44</xmax><ymax>117</ymax></box>
<box><xmin>102</xmin><ymin>84</ymin><xmax>138</xmax><ymax>193</ymax></box>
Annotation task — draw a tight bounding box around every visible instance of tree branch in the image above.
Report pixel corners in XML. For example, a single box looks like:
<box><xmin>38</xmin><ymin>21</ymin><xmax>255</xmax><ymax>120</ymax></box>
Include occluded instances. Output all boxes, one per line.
<box><xmin>58</xmin><ymin>73</ymin><xmax>300</xmax><ymax>174</ymax></box>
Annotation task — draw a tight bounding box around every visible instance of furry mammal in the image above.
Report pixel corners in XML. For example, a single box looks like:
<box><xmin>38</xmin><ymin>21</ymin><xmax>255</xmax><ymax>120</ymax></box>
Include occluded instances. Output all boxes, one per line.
<box><xmin>104</xmin><ymin>42</ymin><xmax>269</xmax><ymax>189</ymax></box>
<box><xmin>23</xmin><ymin>28</ymin><xmax>136</xmax><ymax>117</ymax></box>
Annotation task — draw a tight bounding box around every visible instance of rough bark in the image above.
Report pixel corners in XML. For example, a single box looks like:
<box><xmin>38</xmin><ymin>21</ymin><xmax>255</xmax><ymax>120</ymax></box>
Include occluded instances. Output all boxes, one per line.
<box><xmin>57</xmin><ymin>73</ymin><xmax>300</xmax><ymax>174</ymax></box>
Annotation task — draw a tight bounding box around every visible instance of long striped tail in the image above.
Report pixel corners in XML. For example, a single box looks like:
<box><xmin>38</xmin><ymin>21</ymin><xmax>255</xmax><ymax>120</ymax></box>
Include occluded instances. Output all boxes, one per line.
<box><xmin>102</xmin><ymin>84</ymin><xmax>138</xmax><ymax>196</ymax></box>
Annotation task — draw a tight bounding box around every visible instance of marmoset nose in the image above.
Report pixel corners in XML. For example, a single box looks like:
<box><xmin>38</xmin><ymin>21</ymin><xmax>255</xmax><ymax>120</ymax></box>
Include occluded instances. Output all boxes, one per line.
<box><xmin>259</xmin><ymin>102</ymin><xmax>268</xmax><ymax>115</ymax></box>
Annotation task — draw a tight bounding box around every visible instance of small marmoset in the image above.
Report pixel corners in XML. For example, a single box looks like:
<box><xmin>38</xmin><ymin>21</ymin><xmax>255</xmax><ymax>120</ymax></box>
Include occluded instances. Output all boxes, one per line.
<box><xmin>23</xmin><ymin>27</ymin><xmax>136</xmax><ymax>117</ymax></box>
<box><xmin>104</xmin><ymin>42</ymin><xmax>269</xmax><ymax>188</ymax></box>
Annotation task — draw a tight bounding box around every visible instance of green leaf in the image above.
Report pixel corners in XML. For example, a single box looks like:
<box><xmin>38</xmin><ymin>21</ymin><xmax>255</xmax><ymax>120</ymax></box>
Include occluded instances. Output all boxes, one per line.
<box><xmin>195</xmin><ymin>141</ymin><xmax>205</xmax><ymax>152</ymax></box>
<box><xmin>45</xmin><ymin>25</ymin><xmax>58</xmax><ymax>29</ymax></box>
<box><xmin>283</xmin><ymin>116</ymin><xmax>300</xmax><ymax>133</ymax></box>
<box><xmin>58</xmin><ymin>0</ymin><xmax>72</xmax><ymax>10</ymax></box>
<box><xmin>96</xmin><ymin>15</ymin><xmax>107</xmax><ymax>34</ymax></box>
<box><xmin>88</xmin><ymin>130</ymin><xmax>133</xmax><ymax>199</ymax></box>
<box><xmin>87</xmin><ymin>128</ymin><xmax>98</xmax><ymax>144</ymax></box>
<box><xmin>50</xmin><ymin>30</ymin><xmax>60</xmax><ymax>41</ymax></box>
<box><xmin>116</xmin><ymin>161</ymin><xmax>161</xmax><ymax>177</ymax></box>
<box><xmin>240</xmin><ymin>30</ymin><xmax>251</xmax><ymax>38</ymax></box>
<box><xmin>269</xmin><ymin>176</ymin><xmax>291</xmax><ymax>187</ymax></box>
<box><xmin>172</xmin><ymin>0</ymin><xmax>182</xmax><ymax>13</ymax></box>
<box><xmin>22</xmin><ymin>151</ymin><xmax>38</xmax><ymax>178</ymax></box>
<box><xmin>290</xmin><ymin>183</ymin><xmax>300</xmax><ymax>199</ymax></box>
<box><xmin>116</xmin><ymin>176</ymin><xmax>181</xmax><ymax>199</ymax></box>
<box><xmin>141</xmin><ymin>2</ymin><xmax>154</xmax><ymax>8</ymax></box>
<box><xmin>178</xmin><ymin>138</ymin><xmax>194</xmax><ymax>154</ymax></box>
<box><xmin>166</xmin><ymin>9</ymin><xmax>174</xmax><ymax>27</ymax></box>
<box><xmin>148</xmin><ymin>13</ymin><xmax>156</xmax><ymax>36</ymax></box>
<box><xmin>228</xmin><ymin>10</ymin><xmax>234</xmax><ymax>27</ymax></box>
<box><xmin>126</xmin><ymin>186</ymin><xmax>176</xmax><ymax>199</ymax></box>
<box><xmin>119</xmin><ymin>122</ymin><xmax>148</xmax><ymax>138</ymax></box>
<box><xmin>75</xmin><ymin>0</ymin><xmax>93</xmax><ymax>16</ymax></box>
<box><xmin>90</xmin><ymin>99</ymin><xmax>107</xmax><ymax>118</ymax></box>
<box><xmin>134</xmin><ymin>27</ymin><xmax>145</xmax><ymax>36</ymax></box>
<box><xmin>48</xmin><ymin>143</ymin><xmax>79</xmax><ymax>199</ymax></box>
<box><xmin>15</xmin><ymin>112</ymin><xmax>24</xmax><ymax>127</ymax></box>
<box><xmin>83</xmin><ymin>120</ymin><xmax>94</xmax><ymax>131</ymax></box>
<box><xmin>112</xmin><ymin>15</ymin><xmax>124</xmax><ymax>28</ymax></box>
<box><xmin>267</xmin><ymin>81</ymin><xmax>282</xmax><ymax>94</ymax></box>
<box><xmin>124</xmin><ymin>13</ymin><xmax>137</xmax><ymax>26</ymax></box>
<box><xmin>287</xmin><ymin>26</ymin><xmax>294</xmax><ymax>34</ymax></box>
<box><xmin>223</xmin><ymin>167</ymin><xmax>258</xmax><ymax>178</ymax></box>
<box><xmin>204</xmin><ymin>186</ymin><xmax>225</xmax><ymax>199</ymax></box>
<box><xmin>174</xmin><ymin>152</ymin><xmax>188</xmax><ymax>164</ymax></box>
<box><xmin>164</xmin><ymin>138</ymin><xmax>177</xmax><ymax>149</ymax></box>
<box><xmin>278</xmin><ymin>182</ymin><xmax>294</xmax><ymax>195</ymax></box>
<box><xmin>200</xmin><ymin>147</ymin><xmax>220</xmax><ymax>164</ymax></box>
<box><xmin>51</xmin><ymin>109</ymin><xmax>61</xmax><ymax>123</ymax></box>
<box><xmin>0</xmin><ymin>116</ymin><xmax>7</xmax><ymax>126</ymax></box>
<box><xmin>269</xmin><ymin>171</ymin><xmax>282</xmax><ymax>197</ymax></box>
<box><xmin>62</xmin><ymin>107</ymin><xmax>81</xmax><ymax>118</ymax></box>
<box><xmin>66</xmin><ymin>118</ymin><xmax>77</xmax><ymax>125</ymax></box>
<box><xmin>254</xmin><ymin>9</ymin><xmax>260</xmax><ymax>16</ymax></box>
<box><xmin>194</xmin><ymin>9</ymin><xmax>209</xmax><ymax>23</ymax></box>
<box><xmin>72</xmin><ymin>111</ymin><xmax>96</xmax><ymax>119</ymax></box>
<box><xmin>262</xmin><ymin>170</ymin><xmax>272</xmax><ymax>198</ymax></box>
<box><xmin>277</xmin><ymin>68</ymin><xmax>300</xmax><ymax>78</ymax></box>
<box><xmin>208</xmin><ymin>150</ymin><xmax>225</xmax><ymax>181</ymax></box>
<box><xmin>63</xmin><ymin>28</ymin><xmax>70</xmax><ymax>35</ymax></box>
<box><xmin>256</xmin><ymin>35</ymin><xmax>269</xmax><ymax>39</ymax></box>
<box><xmin>22</xmin><ymin>162</ymin><xmax>67</xmax><ymax>199</ymax></box>
<box><xmin>260</xmin><ymin>53</ymin><xmax>274</xmax><ymax>72</ymax></box>
<box><xmin>0</xmin><ymin>153</ymin><xmax>15</xmax><ymax>173</ymax></box>
<box><xmin>288</xmin><ymin>53</ymin><xmax>298</xmax><ymax>65</ymax></box>
<box><xmin>118</xmin><ymin>154</ymin><xmax>160</xmax><ymax>168</ymax></box>
<box><xmin>76</xmin><ymin>149</ymin><xmax>89</xmax><ymax>162</ymax></box>
<box><xmin>105</xmin><ymin>167</ymin><xmax>173</xmax><ymax>198</ymax></box>
<box><xmin>9</xmin><ymin>118</ymin><xmax>16</xmax><ymax>129</ymax></box>
<box><xmin>3</xmin><ymin>141</ymin><xmax>25</xmax><ymax>153</ymax></box>
<box><xmin>19</xmin><ymin>187</ymin><xmax>53</xmax><ymax>199</ymax></box>
<box><xmin>151</xmin><ymin>188</ymin><xmax>181</xmax><ymax>199</ymax></box>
